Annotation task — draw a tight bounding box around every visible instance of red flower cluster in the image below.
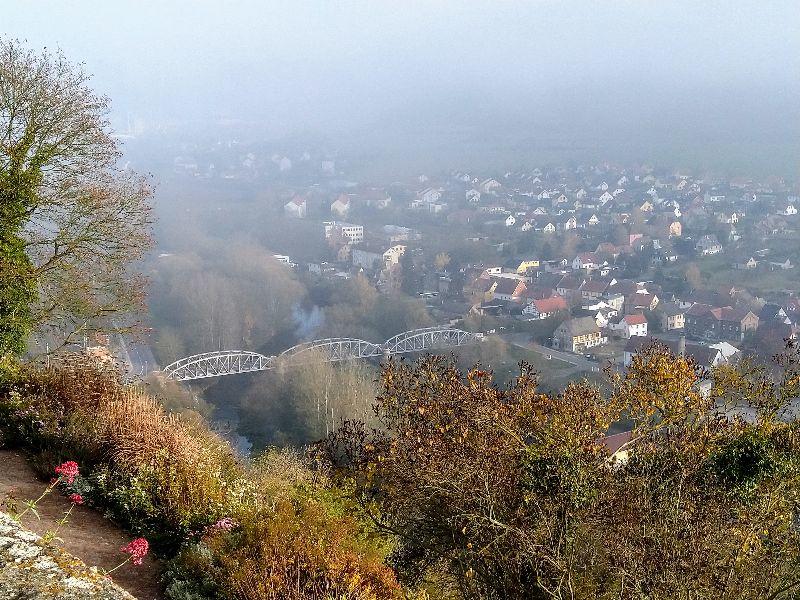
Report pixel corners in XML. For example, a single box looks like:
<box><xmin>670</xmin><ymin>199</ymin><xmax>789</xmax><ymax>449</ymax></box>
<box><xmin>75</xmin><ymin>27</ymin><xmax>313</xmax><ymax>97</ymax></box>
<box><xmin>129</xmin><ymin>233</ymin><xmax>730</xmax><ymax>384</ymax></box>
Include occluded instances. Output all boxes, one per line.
<box><xmin>120</xmin><ymin>538</ymin><xmax>149</xmax><ymax>566</ymax></box>
<box><xmin>68</xmin><ymin>493</ymin><xmax>84</xmax><ymax>505</ymax></box>
<box><xmin>54</xmin><ymin>461</ymin><xmax>80</xmax><ymax>485</ymax></box>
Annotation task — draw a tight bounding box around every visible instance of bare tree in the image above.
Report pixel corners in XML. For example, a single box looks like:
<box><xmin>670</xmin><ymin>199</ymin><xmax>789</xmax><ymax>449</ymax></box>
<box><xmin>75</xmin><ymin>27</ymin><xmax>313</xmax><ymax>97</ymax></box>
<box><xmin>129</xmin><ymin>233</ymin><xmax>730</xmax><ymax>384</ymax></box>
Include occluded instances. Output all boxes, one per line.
<box><xmin>0</xmin><ymin>39</ymin><xmax>153</xmax><ymax>354</ymax></box>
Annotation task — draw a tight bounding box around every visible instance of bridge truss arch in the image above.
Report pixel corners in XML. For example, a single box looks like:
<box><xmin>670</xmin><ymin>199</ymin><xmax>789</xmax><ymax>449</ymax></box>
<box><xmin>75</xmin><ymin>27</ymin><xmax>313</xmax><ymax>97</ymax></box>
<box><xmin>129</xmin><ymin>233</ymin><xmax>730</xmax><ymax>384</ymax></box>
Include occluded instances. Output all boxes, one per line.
<box><xmin>163</xmin><ymin>350</ymin><xmax>273</xmax><ymax>381</ymax></box>
<box><xmin>163</xmin><ymin>327</ymin><xmax>484</xmax><ymax>381</ymax></box>
<box><xmin>277</xmin><ymin>338</ymin><xmax>384</xmax><ymax>365</ymax></box>
<box><xmin>385</xmin><ymin>327</ymin><xmax>482</xmax><ymax>355</ymax></box>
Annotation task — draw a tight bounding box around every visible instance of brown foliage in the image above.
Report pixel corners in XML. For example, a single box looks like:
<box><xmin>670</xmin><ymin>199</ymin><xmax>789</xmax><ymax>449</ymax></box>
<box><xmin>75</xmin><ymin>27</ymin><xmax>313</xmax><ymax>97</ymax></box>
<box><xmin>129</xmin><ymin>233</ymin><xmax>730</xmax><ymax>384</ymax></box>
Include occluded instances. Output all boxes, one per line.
<box><xmin>0</xmin><ymin>356</ymin><xmax>400</xmax><ymax>599</ymax></box>
<box><xmin>328</xmin><ymin>345</ymin><xmax>800</xmax><ymax>599</ymax></box>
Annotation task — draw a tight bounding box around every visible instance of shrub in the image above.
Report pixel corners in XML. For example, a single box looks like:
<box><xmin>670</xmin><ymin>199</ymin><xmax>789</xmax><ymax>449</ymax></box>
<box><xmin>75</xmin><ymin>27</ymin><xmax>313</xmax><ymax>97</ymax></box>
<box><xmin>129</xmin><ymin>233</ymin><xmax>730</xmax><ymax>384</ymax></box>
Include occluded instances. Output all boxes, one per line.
<box><xmin>0</xmin><ymin>355</ymin><xmax>399</xmax><ymax>599</ymax></box>
<box><xmin>327</xmin><ymin>347</ymin><xmax>800</xmax><ymax>599</ymax></box>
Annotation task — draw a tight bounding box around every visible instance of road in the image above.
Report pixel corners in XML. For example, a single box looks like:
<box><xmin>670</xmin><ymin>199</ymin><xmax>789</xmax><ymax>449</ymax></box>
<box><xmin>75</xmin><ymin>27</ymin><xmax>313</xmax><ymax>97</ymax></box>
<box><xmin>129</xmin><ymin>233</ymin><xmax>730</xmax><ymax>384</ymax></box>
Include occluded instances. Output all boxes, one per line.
<box><xmin>499</xmin><ymin>332</ymin><xmax>603</xmax><ymax>374</ymax></box>
<box><xmin>114</xmin><ymin>335</ymin><xmax>159</xmax><ymax>378</ymax></box>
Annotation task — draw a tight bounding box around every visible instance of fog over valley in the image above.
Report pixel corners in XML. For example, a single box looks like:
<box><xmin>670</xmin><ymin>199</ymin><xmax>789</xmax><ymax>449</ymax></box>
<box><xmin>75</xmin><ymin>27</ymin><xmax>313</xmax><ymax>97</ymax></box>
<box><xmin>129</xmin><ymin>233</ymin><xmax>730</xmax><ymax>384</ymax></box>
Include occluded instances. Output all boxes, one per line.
<box><xmin>7</xmin><ymin>1</ymin><xmax>799</xmax><ymax>176</ymax></box>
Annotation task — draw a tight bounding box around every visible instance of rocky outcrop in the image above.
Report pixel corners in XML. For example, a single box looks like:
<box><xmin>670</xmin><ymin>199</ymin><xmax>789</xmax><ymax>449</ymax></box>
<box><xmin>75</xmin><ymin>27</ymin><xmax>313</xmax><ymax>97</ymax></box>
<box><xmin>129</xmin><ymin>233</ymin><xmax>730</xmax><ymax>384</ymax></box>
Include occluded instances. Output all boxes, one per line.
<box><xmin>0</xmin><ymin>512</ymin><xmax>135</xmax><ymax>599</ymax></box>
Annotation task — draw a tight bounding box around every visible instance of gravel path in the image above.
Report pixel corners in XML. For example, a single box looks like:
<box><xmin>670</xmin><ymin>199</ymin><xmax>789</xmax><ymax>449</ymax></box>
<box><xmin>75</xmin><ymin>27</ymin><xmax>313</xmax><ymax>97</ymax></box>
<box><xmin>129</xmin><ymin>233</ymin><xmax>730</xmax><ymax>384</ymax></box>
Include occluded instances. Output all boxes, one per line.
<box><xmin>0</xmin><ymin>450</ymin><xmax>163</xmax><ymax>600</ymax></box>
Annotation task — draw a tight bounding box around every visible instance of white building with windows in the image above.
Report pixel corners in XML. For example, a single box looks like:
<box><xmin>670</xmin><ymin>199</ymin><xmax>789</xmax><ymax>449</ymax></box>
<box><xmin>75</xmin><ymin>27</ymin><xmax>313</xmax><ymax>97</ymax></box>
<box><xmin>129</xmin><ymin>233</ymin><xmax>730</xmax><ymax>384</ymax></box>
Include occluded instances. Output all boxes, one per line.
<box><xmin>324</xmin><ymin>221</ymin><xmax>364</xmax><ymax>244</ymax></box>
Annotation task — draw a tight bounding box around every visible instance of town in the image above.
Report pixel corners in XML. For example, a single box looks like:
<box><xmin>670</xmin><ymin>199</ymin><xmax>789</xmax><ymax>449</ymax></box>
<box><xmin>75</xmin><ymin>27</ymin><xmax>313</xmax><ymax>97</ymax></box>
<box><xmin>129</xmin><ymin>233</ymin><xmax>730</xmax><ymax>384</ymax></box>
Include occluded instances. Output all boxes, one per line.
<box><xmin>164</xmin><ymin>142</ymin><xmax>799</xmax><ymax>380</ymax></box>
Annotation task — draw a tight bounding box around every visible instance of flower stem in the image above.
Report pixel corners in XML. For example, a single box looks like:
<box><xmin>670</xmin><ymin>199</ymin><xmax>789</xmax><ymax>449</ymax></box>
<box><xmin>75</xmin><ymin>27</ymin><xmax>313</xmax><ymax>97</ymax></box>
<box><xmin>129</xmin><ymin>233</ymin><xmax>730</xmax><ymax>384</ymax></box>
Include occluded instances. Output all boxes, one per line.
<box><xmin>17</xmin><ymin>478</ymin><xmax>59</xmax><ymax>520</ymax></box>
<box><xmin>50</xmin><ymin>504</ymin><xmax>74</xmax><ymax>538</ymax></box>
<box><xmin>106</xmin><ymin>556</ymin><xmax>131</xmax><ymax>575</ymax></box>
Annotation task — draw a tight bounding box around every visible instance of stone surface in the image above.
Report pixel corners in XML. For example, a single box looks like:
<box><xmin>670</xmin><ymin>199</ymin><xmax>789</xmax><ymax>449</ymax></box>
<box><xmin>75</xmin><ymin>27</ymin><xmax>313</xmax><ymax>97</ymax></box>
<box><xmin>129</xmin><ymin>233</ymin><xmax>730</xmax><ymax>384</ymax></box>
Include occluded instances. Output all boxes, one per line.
<box><xmin>0</xmin><ymin>512</ymin><xmax>135</xmax><ymax>599</ymax></box>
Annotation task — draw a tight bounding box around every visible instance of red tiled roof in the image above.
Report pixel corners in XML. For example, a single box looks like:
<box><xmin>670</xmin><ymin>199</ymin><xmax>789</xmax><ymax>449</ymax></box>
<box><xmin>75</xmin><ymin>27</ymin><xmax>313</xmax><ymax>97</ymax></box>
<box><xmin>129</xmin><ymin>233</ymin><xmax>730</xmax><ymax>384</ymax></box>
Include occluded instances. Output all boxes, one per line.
<box><xmin>624</xmin><ymin>314</ymin><xmax>648</xmax><ymax>325</ymax></box>
<box><xmin>534</xmin><ymin>296</ymin><xmax>568</xmax><ymax>313</ymax></box>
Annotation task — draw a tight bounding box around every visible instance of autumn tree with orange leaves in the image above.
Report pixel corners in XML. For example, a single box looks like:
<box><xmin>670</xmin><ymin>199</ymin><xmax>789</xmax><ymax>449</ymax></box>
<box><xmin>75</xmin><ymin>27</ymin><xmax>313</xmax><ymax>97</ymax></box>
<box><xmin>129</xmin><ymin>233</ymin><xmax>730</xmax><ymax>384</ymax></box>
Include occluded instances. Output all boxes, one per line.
<box><xmin>327</xmin><ymin>342</ymin><xmax>800</xmax><ymax>599</ymax></box>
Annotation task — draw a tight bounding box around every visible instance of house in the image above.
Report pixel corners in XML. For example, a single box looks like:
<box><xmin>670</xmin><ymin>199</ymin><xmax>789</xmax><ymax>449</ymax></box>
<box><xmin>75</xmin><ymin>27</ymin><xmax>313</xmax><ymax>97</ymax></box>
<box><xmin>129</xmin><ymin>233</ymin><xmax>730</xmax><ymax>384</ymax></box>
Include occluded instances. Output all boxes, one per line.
<box><xmin>466</xmin><ymin>189</ymin><xmax>481</xmax><ymax>203</ymax></box>
<box><xmin>696</xmin><ymin>234</ymin><xmax>723</xmax><ymax>256</ymax></box>
<box><xmin>584</xmin><ymin>305</ymin><xmax>619</xmax><ymax>328</ymax></box>
<box><xmin>579</xmin><ymin>279</ymin><xmax>611</xmax><ymax>300</ymax></box>
<box><xmin>480</xmin><ymin>178</ymin><xmax>502</xmax><ymax>193</ymax></box>
<box><xmin>382</xmin><ymin>224</ymin><xmax>417</xmax><ymax>241</ymax></box>
<box><xmin>659</xmin><ymin>302</ymin><xmax>685</xmax><ymax>330</ymax></box>
<box><xmin>626</xmin><ymin>293</ymin><xmax>659</xmax><ymax>313</ymax></box>
<box><xmin>284</xmin><ymin>195</ymin><xmax>307</xmax><ymax>218</ymax></box>
<box><xmin>335</xmin><ymin>244</ymin><xmax>351</xmax><ymax>262</ymax></box>
<box><xmin>759</xmin><ymin>303</ymin><xmax>791</xmax><ymax>324</ymax></box>
<box><xmin>704</xmin><ymin>191</ymin><xmax>726</xmax><ymax>203</ymax></box>
<box><xmin>515</xmin><ymin>260</ymin><xmax>541</xmax><ymax>274</ymax></box>
<box><xmin>595</xmin><ymin>242</ymin><xmax>621</xmax><ymax>259</ymax></box>
<box><xmin>382</xmin><ymin>244</ymin><xmax>407</xmax><ymax>267</ymax></box>
<box><xmin>604</xmin><ymin>293</ymin><xmax>626</xmax><ymax>312</ymax></box>
<box><xmin>599</xmin><ymin>191</ymin><xmax>614</xmax><ymax>204</ymax></box>
<box><xmin>715</xmin><ymin>212</ymin><xmax>739</xmax><ymax>225</ymax></box>
<box><xmin>523</xmin><ymin>295</ymin><xmax>568</xmax><ymax>320</ymax></box>
<box><xmin>330</xmin><ymin>194</ymin><xmax>351</xmax><ymax>217</ymax></box>
<box><xmin>323</xmin><ymin>221</ymin><xmax>364</xmax><ymax>244</ymax></box>
<box><xmin>778</xmin><ymin>203</ymin><xmax>797</xmax><ymax>216</ymax></box>
<box><xmin>668</xmin><ymin>221</ymin><xmax>682</xmax><ymax>237</ymax></box>
<box><xmin>542</xmin><ymin>222</ymin><xmax>556</xmax><ymax>233</ymax></box>
<box><xmin>491</xmin><ymin>277</ymin><xmax>528</xmax><ymax>302</ymax></box>
<box><xmin>553</xmin><ymin>317</ymin><xmax>604</xmax><ymax>353</ymax></box>
<box><xmin>561</xmin><ymin>216</ymin><xmax>578</xmax><ymax>230</ymax></box>
<box><xmin>556</xmin><ymin>276</ymin><xmax>583</xmax><ymax>300</ymax></box>
<box><xmin>768</xmin><ymin>258</ymin><xmax>794</xmax><ymax>271</ymax></box>
<box><xmin>572</xmin><ymin>253</ymin><xmax>600</xmax><ymax>272</ymax></box>
<box><xmin>734</xmin><ymin>257</ymin><xmax>758</xmax><ymax>270</ymax></box>
<box><xmin>684</xmin><ymin>304</ymin><xmax>759</xmax><ymax>342</ymax></box>
<box><xmin>361</xmin><ymin>189</ymin><xmax>392</xmax><ymax>209</ymax></box>
<box><xmin>610</xmin><ymin>313</ymin><xmax>648</xmax><ymax>338</ymax></box>
<box><xmin>417</xmin><ymin>187</ymin><xmax>442</xmax><ymax>204</ymax></box>
<box><xmin>505</xmin><ymin>215</ymin><xmax>517</xmax><ymax>227</ymax></box>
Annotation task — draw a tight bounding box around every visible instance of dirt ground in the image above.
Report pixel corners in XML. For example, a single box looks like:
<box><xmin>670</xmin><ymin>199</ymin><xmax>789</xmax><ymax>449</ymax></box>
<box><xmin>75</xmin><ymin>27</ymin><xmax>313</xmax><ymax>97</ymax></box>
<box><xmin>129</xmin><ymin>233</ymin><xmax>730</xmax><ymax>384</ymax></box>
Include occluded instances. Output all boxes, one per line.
<box><xmin>0</xmin><ymin>449</ymin><xmax>164</xmax><ymax>600</ymax></box>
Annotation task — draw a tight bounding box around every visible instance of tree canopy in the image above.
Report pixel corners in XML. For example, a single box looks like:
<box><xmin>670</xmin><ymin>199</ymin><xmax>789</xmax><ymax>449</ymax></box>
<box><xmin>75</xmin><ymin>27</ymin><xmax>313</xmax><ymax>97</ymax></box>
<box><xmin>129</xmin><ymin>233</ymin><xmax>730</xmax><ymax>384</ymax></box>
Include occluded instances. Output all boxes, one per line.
<box><xmin>327</xmin><ymin>342</ymin><xmax>800</xmax><ymax>599</ymax></box>
<box><xmin>0</xmin><ymin>39</ymin><xmax>153</xmax><ymax>355</ymax></box>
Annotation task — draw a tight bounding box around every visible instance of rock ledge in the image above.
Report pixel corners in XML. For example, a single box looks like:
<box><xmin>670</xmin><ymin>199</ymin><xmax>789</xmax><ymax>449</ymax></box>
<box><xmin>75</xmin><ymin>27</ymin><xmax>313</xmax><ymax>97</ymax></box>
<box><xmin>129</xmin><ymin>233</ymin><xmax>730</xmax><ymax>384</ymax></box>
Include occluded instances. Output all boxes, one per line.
<box><xmin>0</xmin><ymin>511</ymin><xmax>135</xmax><ymax>599</ymax></box>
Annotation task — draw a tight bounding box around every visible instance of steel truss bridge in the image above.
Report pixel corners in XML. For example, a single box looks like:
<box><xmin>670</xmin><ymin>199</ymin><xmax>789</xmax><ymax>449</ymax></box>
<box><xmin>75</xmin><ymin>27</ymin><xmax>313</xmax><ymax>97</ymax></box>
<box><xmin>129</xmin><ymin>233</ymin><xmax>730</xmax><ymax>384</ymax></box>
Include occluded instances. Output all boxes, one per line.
<box><xmin>163</xmin><ymin>327</ymin><xmax>483</xmax><ymax>381</ymax></box>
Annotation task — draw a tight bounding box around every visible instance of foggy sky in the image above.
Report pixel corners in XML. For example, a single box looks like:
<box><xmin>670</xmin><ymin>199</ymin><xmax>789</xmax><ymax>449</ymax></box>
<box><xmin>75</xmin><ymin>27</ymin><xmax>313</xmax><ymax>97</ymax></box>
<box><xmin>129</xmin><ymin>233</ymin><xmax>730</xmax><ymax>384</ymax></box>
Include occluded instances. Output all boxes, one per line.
<box><xmin>5</xmin><ymin>1</ymin><xmax>799</xmax><ymax>171</ymax></box>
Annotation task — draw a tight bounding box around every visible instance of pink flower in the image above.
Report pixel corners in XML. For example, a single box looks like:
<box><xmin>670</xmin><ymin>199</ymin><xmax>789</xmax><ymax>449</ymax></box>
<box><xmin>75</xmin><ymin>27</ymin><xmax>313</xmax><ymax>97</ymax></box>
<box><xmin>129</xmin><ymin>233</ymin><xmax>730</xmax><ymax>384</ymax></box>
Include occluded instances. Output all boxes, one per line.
<box><xmin>120</xmin><ymin>538</ymin><xmax>149</xmax><ymax>566</ymax></box>
<box><xmin>68</xmin><ymin>493</ymin><xmax>84</xmax><ymax>505</ymax></box>
<box><xmin>207</xmin><ymin>517</ymin><xmax>238</xmax><ymax>534</ymax></box>
<box><xmin>54</xmin><ymin>461</ymin><xmax>80</xmax><ymax>485</ymax></box>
